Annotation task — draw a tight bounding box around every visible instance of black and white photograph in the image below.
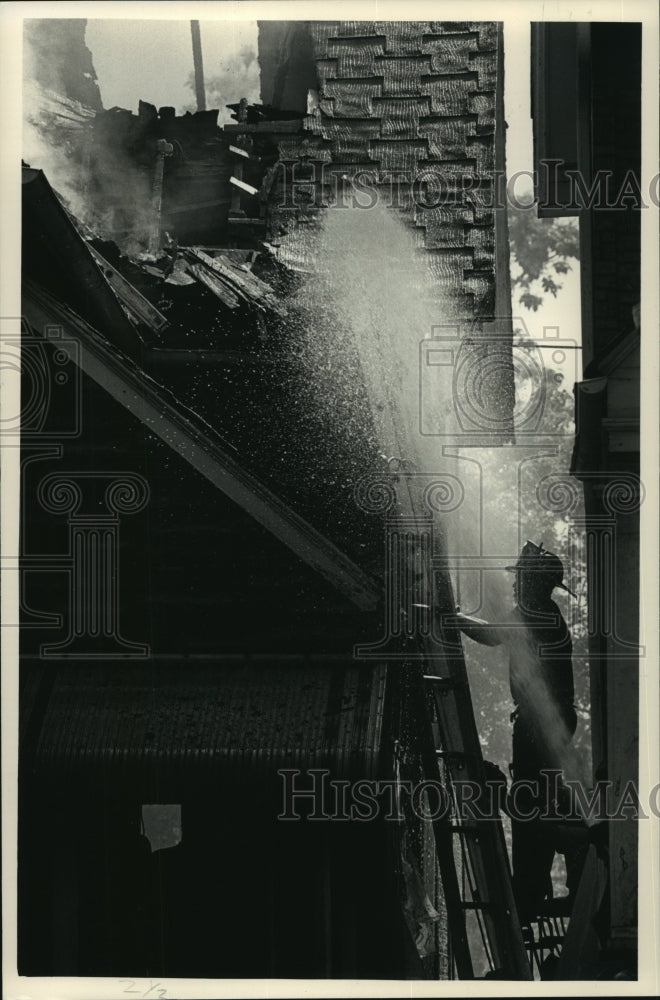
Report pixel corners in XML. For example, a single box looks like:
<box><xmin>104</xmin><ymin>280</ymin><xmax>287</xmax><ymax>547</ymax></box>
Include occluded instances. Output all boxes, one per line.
<box><xmin>2</xmin><ymin>1</ymin><xmax>658</xmax><ymax>994</ymax></box>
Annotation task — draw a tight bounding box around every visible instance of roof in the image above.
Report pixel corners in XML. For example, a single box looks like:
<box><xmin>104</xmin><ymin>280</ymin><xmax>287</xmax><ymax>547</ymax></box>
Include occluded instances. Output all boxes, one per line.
<box><xmin>22</xmin><ymin>166</ymin><xmax>380</xmax><ymax>611</ymax></box>
<box><xmin>22</xmin><ymin>168</ymin><xmax>144</xmax><ymax>359</ymax></box>
<box><xmin>24</xmin><ymin>280</ymin><xmax>380</xmax><ymax>611</ymax></box>
<box><xmin>25</xmin><ymin>658</ymin><xmax>388</xmax><ymax>797</ymax></box>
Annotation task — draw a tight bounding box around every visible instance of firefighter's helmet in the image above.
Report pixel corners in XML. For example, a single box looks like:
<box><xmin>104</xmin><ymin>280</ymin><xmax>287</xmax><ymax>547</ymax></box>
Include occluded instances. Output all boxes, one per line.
<box><xmin>505</xmin><ymin>540</ymin><xmax>576</xmax><ymax>597</ymax></box>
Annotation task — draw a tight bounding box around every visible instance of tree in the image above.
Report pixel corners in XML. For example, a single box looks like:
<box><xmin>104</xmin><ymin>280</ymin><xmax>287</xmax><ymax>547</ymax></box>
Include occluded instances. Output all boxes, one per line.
<box><xmin>508</xmin><ymin>195</ymin><xmax>580</xmax><ymax>311</ymax></box>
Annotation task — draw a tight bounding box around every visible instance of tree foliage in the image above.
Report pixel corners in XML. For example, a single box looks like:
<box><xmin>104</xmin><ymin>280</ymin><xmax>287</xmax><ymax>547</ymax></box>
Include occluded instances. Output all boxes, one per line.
<box><xmin>508</xmin><ymin>195</ymin><xmax>580</xmax><ymax>311</ymax></box>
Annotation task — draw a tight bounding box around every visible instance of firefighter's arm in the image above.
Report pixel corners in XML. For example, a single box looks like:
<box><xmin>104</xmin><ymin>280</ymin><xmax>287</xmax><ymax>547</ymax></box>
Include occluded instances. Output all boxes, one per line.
<box><xmin>453</xmin><ymin>611</ymin><xmax>502</xmax><ymax>647</ymax></box>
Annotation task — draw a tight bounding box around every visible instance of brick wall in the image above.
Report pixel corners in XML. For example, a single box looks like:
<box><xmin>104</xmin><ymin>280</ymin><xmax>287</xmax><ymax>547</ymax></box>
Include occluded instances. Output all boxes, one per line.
<box><xmin>262</xmin><ymin>21</ymin><xmax>509</xmax><ymax>325</ymax></box>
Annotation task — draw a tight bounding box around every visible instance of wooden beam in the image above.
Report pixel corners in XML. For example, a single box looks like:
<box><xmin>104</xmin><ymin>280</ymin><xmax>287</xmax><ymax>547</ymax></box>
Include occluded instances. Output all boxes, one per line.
<box><xmin>223</xmin><ymin>120</ymin><xmax>303</xmax><ymax>134</ymax></box>
<box><xmin>87</xmin><ymin>244</ymin><xmax>170</xmax><ymax>331</ymax></box>
<box><xmin>183</xmin><ymin>248</ymin><xmax>285</xmax><ymax>315</ymax></box>
<box><xmin>163</xmin><ymin>199</ymin><xmax>231</xmax><ymax>215</ymax></box>
<box><xmin>148</xmin><ymin>141</ymin><xmax>173</xmax><ymax>255</ymax></box>
<box><xmin>230</xmin><ymin>176</ymin><xmax>259</xmax><ymax>196</ymax></box>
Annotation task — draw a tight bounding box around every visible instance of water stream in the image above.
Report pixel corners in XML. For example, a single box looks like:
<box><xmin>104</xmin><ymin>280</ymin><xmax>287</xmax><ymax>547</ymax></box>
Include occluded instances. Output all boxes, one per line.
<box><xmin>290</xmin><ymin>199</ymin><xmax>589</xmax><ymax>795</ymax></box>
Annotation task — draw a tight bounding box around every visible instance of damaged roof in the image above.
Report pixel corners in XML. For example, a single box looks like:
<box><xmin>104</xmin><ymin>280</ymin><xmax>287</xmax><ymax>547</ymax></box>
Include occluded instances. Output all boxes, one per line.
<box><xmin>22</xmin><ymin>168</ymin><xmax>145</xmax><ymax>359</ymax></box>
<box><xmin>22</xmin><ymin>167</ymin><xmax>380</xmax><ymax>610</ymax></box>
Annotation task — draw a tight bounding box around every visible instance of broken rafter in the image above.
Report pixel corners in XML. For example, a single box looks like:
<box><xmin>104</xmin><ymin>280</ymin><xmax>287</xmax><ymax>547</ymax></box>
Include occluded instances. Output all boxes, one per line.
<box><xmin>163</xmin><ymin>199</ymin><xmax>231</xmax><ymax>215</ymax></box>
<box><xmin>148</xmin><ymin>140</ymin><xmax>173</xmax><ymax>255</ymax></box>
<box><xmin>87</xmin><ymin>243</ymin><xmax>170</xmax><ymax>332</ymax></box>
<box><xmin>185</xmin><ymin>255</ymin><xmax>241</xmax><ymax>310</ymax></box>
<box><xmin>224</xmin><ymin>120</ymin><xmax>303</xmax><ymax>134</ymax></box>
<box><xmin>229</xmin><ymin>176</ymin><xmax>260</xmax><ymax>196</ymax></box>
<box><xmin>182</xmin><ymin>248</ymin><xmax>285</xmax><ymax>316</ymax></box>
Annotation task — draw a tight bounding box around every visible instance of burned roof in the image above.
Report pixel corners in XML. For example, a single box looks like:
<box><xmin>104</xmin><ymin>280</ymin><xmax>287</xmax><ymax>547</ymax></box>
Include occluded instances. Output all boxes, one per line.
<box><xmin>22</xmin><ymin>165</ymin><xmax>387</xmax><ymax>574</ymax></box>
<box><xmin>22</xmin><ymin>168</ymin><xmax>144</xmax><ymax>359</ymax></box>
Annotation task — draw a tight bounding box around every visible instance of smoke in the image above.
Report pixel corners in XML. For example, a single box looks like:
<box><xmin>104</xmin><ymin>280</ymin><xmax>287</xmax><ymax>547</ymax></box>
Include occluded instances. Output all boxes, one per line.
<box><xmin>22</xmin><ymin>77</ymin><xmax>93</xmax><ymax>223</ymax></box>
<box><xmin>23</xmin><ymin>22</ymin><xmax>98</xmax><ymax>223</ymax></box>
<box><xmin>184</xmin><ymin>45</ymin><xmax>259</xmax><ymax>121</ymax></box>
<box><xmin>23</xmin><ymin>27</ymin><xmax>166</xmax><ymax>252</ymax></box>
<box><xmin>239</xmin><ymin>44</ymin><xmax>256</xmax><ymax>71</ymax></box>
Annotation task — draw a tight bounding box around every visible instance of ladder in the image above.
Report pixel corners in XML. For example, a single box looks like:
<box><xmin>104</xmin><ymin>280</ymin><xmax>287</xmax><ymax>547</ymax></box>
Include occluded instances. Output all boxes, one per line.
<box><xmin>353</xmin><ymin>473</ymin><xmax>534</xmax><ymax>978</ymax></box>
<box><xmin>407</xmin><ymin>572</ymin><xmax>533</xmax><ymax>979</ymax></box>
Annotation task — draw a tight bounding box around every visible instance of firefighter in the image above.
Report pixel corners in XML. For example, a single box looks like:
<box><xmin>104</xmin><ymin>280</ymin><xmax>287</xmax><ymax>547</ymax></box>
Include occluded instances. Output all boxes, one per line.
<box><xmin>454</xmin><ymin>540</ymin><xmax>578</xmax><ymax>923</ymax></box>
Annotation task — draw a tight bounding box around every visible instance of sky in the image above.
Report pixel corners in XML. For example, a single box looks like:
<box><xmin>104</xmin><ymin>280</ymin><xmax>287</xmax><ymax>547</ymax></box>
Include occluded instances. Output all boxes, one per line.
<box><xmin>85</xmin><ymin>19</ymin><xmax>260</xmax><ymax>121</ymax></box>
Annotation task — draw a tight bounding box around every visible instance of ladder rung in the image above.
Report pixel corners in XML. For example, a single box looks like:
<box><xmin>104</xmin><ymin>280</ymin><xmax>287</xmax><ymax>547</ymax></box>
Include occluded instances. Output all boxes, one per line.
<box><xmin>535</xmin><ymin>899</ymin><xmax>572</xmax><ymax>918</ymax></box>
<box><xmin>417</xmin><ymin>657</ymin><xmax>531</xmax><ymax>978</ymax></box>
<box><xmin>435</xmin><ymin>749</ymin><xmax>470</xmax><ymax>762</ymax></box>
<box><xmin>534</xmin><ymin>935</ymin><xmax>565</xmax><ymax>948</ymax></box>
<box><xmin>424</xmin><ymin>674</ymin><xmax>468</xmax><ymax>691</ymax></box>
<box><xmin>458</xmin><ymin>901</ymin><xmax>497</xmax><ymax>911</ymax></box>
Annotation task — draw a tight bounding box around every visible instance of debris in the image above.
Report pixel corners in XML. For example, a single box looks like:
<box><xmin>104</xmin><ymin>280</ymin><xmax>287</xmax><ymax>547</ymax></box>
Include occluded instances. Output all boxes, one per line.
<box><xmin>87</xmin><ymin>243</ymin><xmax>170</xmax><ymax>330</ymax></box>
<box><xmin>182</xmin><ymin>247</ymin><xmax>286</xmax><ymax>316</ymax></box>
<box><xmin>164</xmin><ymin>260</ymin><xmax>195</xmax><ymax>286</ymax></box>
